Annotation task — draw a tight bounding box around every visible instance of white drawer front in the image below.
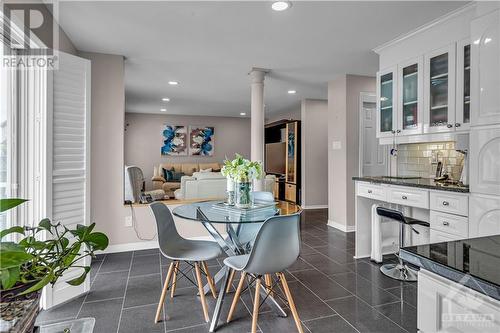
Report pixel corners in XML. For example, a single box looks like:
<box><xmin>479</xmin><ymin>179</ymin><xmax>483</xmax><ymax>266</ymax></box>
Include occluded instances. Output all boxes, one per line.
<box><xmin>429</xmin><ymin>229</ymin><xmax>463</xmax><ymax>243</ymax></box>
<box><xmin>430</xmin><ymin>210</ymin><xmax>468</xmax><ymax>238</ymax></box>
<box><xmin>430</xmin><ymin>191</ymin><xmax>469</xmax><ymax>216</ymax></box>
<box><xmin>357</xmin><ymin>183</ymin><xmax>386</xmax><ymax>201</ymax></box>
<box><xmin>388</xmin><ymin>186</ymin><xmax>429</xmax><ymax>209</ymax></box>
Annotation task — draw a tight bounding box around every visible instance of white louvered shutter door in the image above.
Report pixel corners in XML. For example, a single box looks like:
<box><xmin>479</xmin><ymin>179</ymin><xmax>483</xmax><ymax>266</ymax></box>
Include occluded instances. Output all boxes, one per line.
<box><xmin>44</xmin><ymin>52</ymin><xmax>91</xmax><ymax>308</ymax></box>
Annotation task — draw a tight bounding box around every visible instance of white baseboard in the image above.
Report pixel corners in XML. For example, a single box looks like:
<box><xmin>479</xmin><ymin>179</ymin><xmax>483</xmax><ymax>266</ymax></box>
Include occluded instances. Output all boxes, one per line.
<box><xmin>302</xmin><ymin>205</ymin><xmax>328</xmax><ymax>210</ymax></box>
<box><xmin>101</xmin><ymin>235</ymin><xmax>224</xmax><ymax>254</ymax></box>
<box><xmin>327</xmin><ymin>220</ymin><xmax>356</xmax><ymax>233</ymax></box>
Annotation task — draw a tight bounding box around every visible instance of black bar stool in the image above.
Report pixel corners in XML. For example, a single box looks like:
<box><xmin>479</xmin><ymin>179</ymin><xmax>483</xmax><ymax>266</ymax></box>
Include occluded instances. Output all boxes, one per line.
<box><xmin>376</xmin><ymin>206</ymin><xmax>430</xmax><ymax>281</ymax></box>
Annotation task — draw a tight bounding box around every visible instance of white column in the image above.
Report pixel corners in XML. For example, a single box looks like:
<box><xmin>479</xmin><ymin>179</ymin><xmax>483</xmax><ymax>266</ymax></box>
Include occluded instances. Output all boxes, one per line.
<box><xmin>249</xmin><ymin>68</ymin><xmax>267</xmax><ymax>191</ymax></box>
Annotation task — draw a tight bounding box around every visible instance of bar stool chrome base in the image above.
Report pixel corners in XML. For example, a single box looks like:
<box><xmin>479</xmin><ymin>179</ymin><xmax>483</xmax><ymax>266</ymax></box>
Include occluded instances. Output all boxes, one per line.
<box><xmin>380</xmin><ymin>263</ymin><xmax>418</xmax><ymax>281</ymax></box>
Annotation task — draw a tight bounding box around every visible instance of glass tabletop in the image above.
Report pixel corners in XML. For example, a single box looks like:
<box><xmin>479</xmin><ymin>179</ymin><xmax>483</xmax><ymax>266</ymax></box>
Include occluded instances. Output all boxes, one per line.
<box><xmin>172</xmin><ymin>200</ymin><xmax>301</xmax><ymax>224</ymax></box>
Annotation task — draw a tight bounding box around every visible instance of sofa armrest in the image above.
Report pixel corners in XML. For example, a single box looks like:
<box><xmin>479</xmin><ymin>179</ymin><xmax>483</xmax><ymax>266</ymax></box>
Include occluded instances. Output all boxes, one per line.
<box><xmin>152</xmin><ymin>176</ymin><xmax>166</xmax><ymax>182</ymax></box>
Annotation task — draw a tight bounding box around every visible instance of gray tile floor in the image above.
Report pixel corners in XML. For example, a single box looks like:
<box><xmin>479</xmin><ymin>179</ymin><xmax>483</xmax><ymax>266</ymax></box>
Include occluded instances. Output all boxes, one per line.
<box><xmin>37</xmin><ymin>209</ymin><xmax>417</xmax><ymax>333</ymax></box>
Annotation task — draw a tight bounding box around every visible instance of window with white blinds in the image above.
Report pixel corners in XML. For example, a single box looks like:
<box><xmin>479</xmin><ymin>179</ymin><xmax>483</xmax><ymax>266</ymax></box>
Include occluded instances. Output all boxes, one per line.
<box><xmin>51</xmin><ymin>56</ymin><xmax>90</xmax><ymax>229</ymax></box>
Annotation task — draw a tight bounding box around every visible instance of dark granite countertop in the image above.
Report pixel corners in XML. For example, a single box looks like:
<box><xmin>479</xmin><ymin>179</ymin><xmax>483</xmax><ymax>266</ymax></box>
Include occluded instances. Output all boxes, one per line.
<box><xmin>400</xmin><ymin>235</ymin><xmax>500</xmax><ymax>301</ymax></box>
<box><xmin>352</xmin><ymin>176</ymin><xmax>469</xmax><ymax>193</ymax></box>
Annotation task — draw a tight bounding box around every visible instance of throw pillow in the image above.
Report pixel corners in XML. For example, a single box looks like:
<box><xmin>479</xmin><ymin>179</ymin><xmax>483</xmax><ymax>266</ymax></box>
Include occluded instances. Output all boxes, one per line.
<box><xmin>200</xmin><ymin>168</ymin><xmax>212</xmax><ymax>173</ymax></box>
<box><xmin>162</xmin><ymin>168</ymin><xmax>174</xmax><ymax>182</ymax></box>
<box><xmin>172</xmin><ymin>171</ymin><xmax>185</xmax><ymax>182</ymax></box>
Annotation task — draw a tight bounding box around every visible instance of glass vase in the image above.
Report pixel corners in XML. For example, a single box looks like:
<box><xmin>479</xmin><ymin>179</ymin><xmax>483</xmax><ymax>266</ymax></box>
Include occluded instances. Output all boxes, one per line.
<box><xmin>235</xmin><ymin>180</ymin><xmax>253</xmax><ymax>209</ymax></box>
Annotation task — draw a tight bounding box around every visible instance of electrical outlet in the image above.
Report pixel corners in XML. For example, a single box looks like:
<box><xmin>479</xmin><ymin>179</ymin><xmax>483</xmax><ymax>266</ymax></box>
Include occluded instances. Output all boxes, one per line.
<box><xmin>125</xmin><ymin>216</ymin><xmax>133</xmax><ymax>227</ymax></box>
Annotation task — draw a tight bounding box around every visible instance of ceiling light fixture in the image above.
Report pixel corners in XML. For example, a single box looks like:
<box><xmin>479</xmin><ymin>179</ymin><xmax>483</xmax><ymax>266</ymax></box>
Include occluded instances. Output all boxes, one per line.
<box><xmin>168</xmin><ymin>81</ymin><xmax>179</xmax><ymax>85</ymax></box>
<box><xmin>162</xmin><ymin>97</ymin><xmax>170</xmax><ymax>102</ymax></box>
<box><xmin>272</xmin><ymin>1</ymin><xmax>291</xmax><ymax>11</ymax></box>
<box><xmin>160</xmin><ymin>108</ymin><xmax>167</xmax><ymax>112</ymax></box>
<box><xmin>288</xmin><ymin>90</ymin><xmax>296</xmax><ymax>94</ymax></box>
<box><xmin>240</xmin><ymin>112</ymin><xmax>246</xmax><ymax>116</ymax></box>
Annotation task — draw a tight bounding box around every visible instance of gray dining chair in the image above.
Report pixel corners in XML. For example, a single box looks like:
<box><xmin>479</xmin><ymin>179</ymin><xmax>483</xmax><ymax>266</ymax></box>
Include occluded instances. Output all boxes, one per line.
<box><xmin>224</xmin><ymin>213</ymin><xmax>303</xmax><ymax>333</ymax></box>
<box><xmin>150</xmin><ymin>202</ymin><xmax>223</xmax><ymax>323</ymax></box>
<box><xmin>226</xmin><ymin>191</ymin><xmax>275</xmax><ymax>292</ymax></box>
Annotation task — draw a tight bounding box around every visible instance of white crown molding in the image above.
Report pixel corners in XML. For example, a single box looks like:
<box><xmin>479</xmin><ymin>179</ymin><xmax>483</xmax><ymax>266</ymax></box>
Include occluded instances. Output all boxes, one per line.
<box><xmin>327</xmin><ymin>220</ymin><xmax>355</xmax><ymax>233</ymax></box>
<box><xmin>373</xmin><ymin>2</ymin><xmax>476</xmax><ymax>54</ymax></box>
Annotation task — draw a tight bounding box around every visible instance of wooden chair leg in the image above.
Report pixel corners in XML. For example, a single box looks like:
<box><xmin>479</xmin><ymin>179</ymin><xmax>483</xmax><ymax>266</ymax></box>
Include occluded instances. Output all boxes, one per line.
<box><xmin>202</xmin><ymin>261</ymin><xmax>217</xmax><ymax>299</ymax></box>
<box><xmin>226</xmin><ymin>269</ymin><xmax>236</xmax><ymax>293</ymax></box>
<box><xmin>194</xmin><ymin>262</ymin><xmax>210</xmax><ymax>322</ymax></box>
<box><xmin>251</xmin><ymin>278</ymin><xmax>261</xmax><ymax>333</ymax></box>
<box><xmin>278</xmin><ymin>272</ymin><xmax>304</xmax><ymax>333</ymax></box>
<box><xmin>170</xmin><ymin>261</ymin><xmax>179</xmax><ymax>298</ymax></box>
<box><xmin>264</xmin><ymin>274</ymin><xmax>274</xmax><ymax>297</ymax></box>
<box><xmin>155</xmin><ymin>262</ymin><xmax>174</xmax><ymax>323</ymax></box>
<box><xmin>227</xmin><ymin>272</ymin><xmax>246</xmax><ymax>323</ymax></box>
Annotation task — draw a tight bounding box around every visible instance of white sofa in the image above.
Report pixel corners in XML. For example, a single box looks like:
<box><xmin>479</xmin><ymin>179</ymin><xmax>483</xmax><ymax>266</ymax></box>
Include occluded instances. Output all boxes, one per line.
<box><xmin>174</xmin><ymin>172</ymin><xmax>227</xmax><ymax>200</ymax></box>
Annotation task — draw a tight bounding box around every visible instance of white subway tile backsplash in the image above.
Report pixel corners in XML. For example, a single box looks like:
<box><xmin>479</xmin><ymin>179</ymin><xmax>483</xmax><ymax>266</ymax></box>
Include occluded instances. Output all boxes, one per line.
<box><xmin>397</xmin><ymin>141</ymin><xmax>464</xmax><ymax>180</ymax></box>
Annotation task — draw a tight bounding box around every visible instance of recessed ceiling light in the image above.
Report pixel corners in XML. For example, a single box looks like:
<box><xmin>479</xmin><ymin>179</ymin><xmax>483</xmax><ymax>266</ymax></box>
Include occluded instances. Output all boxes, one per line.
<box><xmin>168</xmin><ymin>81</ymin><xmax>179</xmax><ymax>85</ymax></box>
<box><xmin>240</xmin><ymin>112</ymin><xmax>246</xmax><ymax>116</ymax></box>
<box><xmin>272</xmin><ymin>1</ymin><xmax>291</xmax><ymax>11</ymax></box>
<box><xmin>288</xmin><ymin>90</ymin><xmax>296</xmax><ymax>94</ymax></box>
<box><xmin>160</xmin><ymin>108</ymin><xmax>167</xmax><ymax>112</ymax></box>
<box><xmin>162</xmin><ymin>97</ymin><xmax>170</xmax><ymax>102</ymax></box>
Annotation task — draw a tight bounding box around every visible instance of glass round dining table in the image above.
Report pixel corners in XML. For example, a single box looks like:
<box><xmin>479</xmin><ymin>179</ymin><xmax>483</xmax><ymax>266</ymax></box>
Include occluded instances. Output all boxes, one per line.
<box><xmin>172</xmin><ymin>199</ymin><xmax>302</xmax><ymax>332</ymax></box>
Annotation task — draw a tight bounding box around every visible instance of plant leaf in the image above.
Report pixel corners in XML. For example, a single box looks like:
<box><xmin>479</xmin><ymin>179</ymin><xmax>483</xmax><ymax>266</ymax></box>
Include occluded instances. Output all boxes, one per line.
<box><xmin>38</xmin><ymin>218</ymin><xmax>53</xmax><ymax>234</ymax></box>
<box><xmin>19</xmin><ymin>271</ymin><xmax>55</xmax><ymax>295</ymax></box>
<box><xmin>85</xmin><ymin>232</ymin><xmax>109</xmax><ymax>251</ymax></box>
<box><xmin>66</xmin><ymin>266</ymin><xmax>90</xmax><ymax>286</ymax></box>
<box><xmin>60</xmin><ymin>237</ymin><xmax>69</xmax><ymax>249</ymax></box>
<box><xmin>0</xmin><ymin>242</ymin><xmax>33</xmax><ymax>269</ymax></box>
<box><xmin>0</xmin><ymin>226</ymin><xmax>25</xmax><ymax>239</ymax></box>
<box><xmin>63</xmin><ymin>243</ymin><xmax>81</xmax><ymax>266</ymax></box>
<box><xmin>1</xmin><ymin>266</ymin><xmax>20</xmax><ymax>289</ymax></box>
<box><xmin>0</xmin><ymin>199</ymin><xmax>28</xmax><ymax>213</ymax></box>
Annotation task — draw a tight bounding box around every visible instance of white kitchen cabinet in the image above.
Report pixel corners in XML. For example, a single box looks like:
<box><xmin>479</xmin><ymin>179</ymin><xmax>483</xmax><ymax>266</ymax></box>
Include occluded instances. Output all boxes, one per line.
<box><xmin>469</xmin><ymin>193</ymin><xmax>500</xmax><ymax>237</ymax></box>
<box><xmin>423</xmin><ymin>44</ymin><xmax>457</xmax><ymax>134</ymax></box>
<box><xmin>430</xmin><ymin>210</ymin><xmax>468</xmax><ymax>239</ymax></box>
<box><xmin>455</xmin><ymin>38</ymin><xmax>471</xmax><ymax>131</ymax></box>
<box><xmin>398</xmin><ymin>56</ymin><xmax>424</xmax><ymax>136</ymax></box>
<box><xmin>418</xmin><ymin>269</ymin><xmax>500</xmax><ymax>333</ymax></box>
<box><xmin>470</xmin><ymin>126</ymin><xmax>500</xmax><ymax>196</ymax></box>
<box><xmin>430</xmin><ymin>228</ymin><xmax>462</xmax><ymax>243</ymax></box>
<box><xmin>471</xmin><ymin>9</ymin><xmax>500</xmax><ymax>127</ymax></box>
<box><xmin>376</xmin><ymin>67</ymin><xmax>398</xmax><ymax>138</ymax></box>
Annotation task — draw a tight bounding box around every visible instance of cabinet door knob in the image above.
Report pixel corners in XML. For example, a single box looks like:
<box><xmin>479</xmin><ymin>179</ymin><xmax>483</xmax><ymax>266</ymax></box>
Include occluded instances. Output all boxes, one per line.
<box><xmin>396</xmin><ymin>129</ymin><xmax>401</xmax><ymax>133</ymax></box>
<box><xmin>367</xmin><ymin>190</ymin><xmax>373</xmax><ymax>194</ymax></box>
<box><xmin>391</xmin><ymin>130</ymin><xmax>396</xmax><ymax>134</ymax></box>
<box><xmin>442</xmin><ymin>221</ymin><xmax>450</xmax><ymax>226</ymax></box>
<box><xmin>447</xmin><ymin>124</ymin><xmax>453</xmax><ymax>128</ymax></box>
<box><xmin>455</xmin><ymin>123</ymin><xmax>461</xmax><ymax>127</ymax></box>
<box><xmin>402</xmin><ymin>195</ymin><xmax>408</xmax><ymax>200</ymax></box>
<box><xmin>442</xmin><ymin>201</ymin><xmax>449</xmax><ymax>206</ymax></box>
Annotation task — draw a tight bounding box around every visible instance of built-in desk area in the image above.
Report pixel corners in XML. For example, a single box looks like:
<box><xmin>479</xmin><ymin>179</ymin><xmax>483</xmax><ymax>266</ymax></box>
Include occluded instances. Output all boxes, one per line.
<box><xmin>353</xmin><ymin>176</ymin><xmax>470</xmax><ymax>262</ymax></box>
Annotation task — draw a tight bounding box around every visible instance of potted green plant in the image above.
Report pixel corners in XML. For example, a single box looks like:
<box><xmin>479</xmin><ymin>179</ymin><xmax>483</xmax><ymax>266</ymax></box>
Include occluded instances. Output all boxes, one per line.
<box><xmin>221</xmin><ymin>154</ymin><xmax>263</xmax><ymax>208</ymax></box>
<box><xmin>0</xmin><ymin>198</ymin><xmax>109</xmax><ymax>332</ymax></box>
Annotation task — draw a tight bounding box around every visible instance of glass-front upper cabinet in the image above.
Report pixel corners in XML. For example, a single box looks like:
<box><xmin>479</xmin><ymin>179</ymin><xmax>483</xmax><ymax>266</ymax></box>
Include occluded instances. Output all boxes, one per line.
<box><xmin>398</xmin><ymin>57</ymin><xmax>423</xmax><ymax>135</ymax></box>
<box><xmin>424</xmin><ymin>44</ymin><xmax>456</xmax><ymax>133</ymax></box>
<box><xmin>456</xmin><ymin>39</ymin><xmax>471</xmax><ymax>131</ymax></box>
<box><xmin>376</xmin><ymin>66</ymin><xmax>397</xmax><ymax>138</ymax></box>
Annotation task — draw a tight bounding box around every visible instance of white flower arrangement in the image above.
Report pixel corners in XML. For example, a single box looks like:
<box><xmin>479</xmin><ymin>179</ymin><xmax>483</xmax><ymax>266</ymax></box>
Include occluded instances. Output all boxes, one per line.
<box><xmin>221</xmin><ymin>154</ymin><xmax>263</xmax><ymax>182</ymax></box>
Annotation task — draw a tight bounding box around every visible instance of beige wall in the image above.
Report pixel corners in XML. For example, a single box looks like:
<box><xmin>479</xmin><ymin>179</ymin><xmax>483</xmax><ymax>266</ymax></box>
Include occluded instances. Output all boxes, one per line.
<box><xmin>328</xmin><ymin>75</ymin><xmax>375</xmax><ymax>231</ymax></box>
<box><xmin>265</xmin><ymin>105</ymin><xmax>301</xmax><ymax>124</ymax></box>
<box><xmin>301</xmin><ymin>99</ymin><xmax>328</xmax><ymax>208</ymax></box>
<box><xmin>78</xmin><ymin>51</ymin><xmax>130</xmax><ymax>246</ymax></box>
<box><xmin>124</xmin><ymin>113</ymin><xmax>251</xmax><ymax>190</ymax></box>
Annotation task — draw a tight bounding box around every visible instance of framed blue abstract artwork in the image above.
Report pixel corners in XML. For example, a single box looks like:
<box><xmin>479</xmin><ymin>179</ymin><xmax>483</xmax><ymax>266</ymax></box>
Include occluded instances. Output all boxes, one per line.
<box><xmin>189</xmin><ymin>126</ymin><xmax>215</xmax><ymax>156</ymax></box>
<box><xmin>161</xmin><ymin>125</ymin><xmax>187</xmax><ymax>156</ymax></box>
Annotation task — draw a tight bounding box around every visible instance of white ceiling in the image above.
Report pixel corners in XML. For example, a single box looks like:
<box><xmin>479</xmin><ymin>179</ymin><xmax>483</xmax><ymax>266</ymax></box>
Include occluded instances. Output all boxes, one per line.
<box><xmin>58</xmin><ymin>1</ymin><xmax>467</xmax><ymax>117</ymax></box>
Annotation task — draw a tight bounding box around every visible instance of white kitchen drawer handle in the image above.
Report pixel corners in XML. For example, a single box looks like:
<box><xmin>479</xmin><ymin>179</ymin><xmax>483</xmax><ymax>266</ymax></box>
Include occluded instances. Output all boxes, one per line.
<box><xmin>402</xmin><ymin>195</ymin><xmax>408</xmax><ymax>200</ymax></box>
<box><xmin>442</xmin><ymin>201</ymin><xmax>450</xmax><ymax>206</ymax></box>
<box><xmin>442</xmin><ymin>221</ymin><xmax>450</xmax><ymax>226</ymax></box>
